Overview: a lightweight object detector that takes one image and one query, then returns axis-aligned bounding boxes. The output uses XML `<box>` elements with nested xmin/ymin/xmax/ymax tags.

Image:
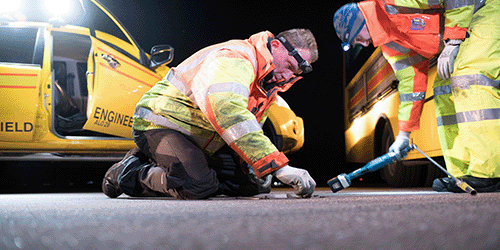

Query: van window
<box><xmin>0</xmin><ymin>27</ymin><xmax>39</xmax><ymax>65</ymax></box>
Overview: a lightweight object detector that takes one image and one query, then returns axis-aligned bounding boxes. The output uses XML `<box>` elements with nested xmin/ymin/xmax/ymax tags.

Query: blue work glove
<box><xmin>437</xmin><ymin>39</ymin><xmax>462</xmax><ymax>80</ymax></box>
<box><xmin>388</xmin><ymin>131</ymin><xmax>411</xmax><ymax>160</ymax></box>
<box><xmin>273</xmin><ymin>165</ymin><xmax>316</xmax><ymax>198</ymax></box>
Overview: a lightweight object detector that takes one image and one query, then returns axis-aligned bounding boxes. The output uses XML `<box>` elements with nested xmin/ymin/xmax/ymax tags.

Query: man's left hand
<box><xmin>437</xmin><ymin>39</ymin><xmax>462</xmax><ymax>80</ymax></box>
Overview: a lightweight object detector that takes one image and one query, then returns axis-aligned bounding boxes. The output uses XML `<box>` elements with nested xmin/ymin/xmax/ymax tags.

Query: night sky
<box><xmin>97</xmin><ymin>0</ymin><xmax>359</xmax><ymax>184</ymax></box>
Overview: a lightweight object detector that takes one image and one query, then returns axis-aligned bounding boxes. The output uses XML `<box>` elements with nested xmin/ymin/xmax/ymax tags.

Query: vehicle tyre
<box><xmin>379</xmin><ymin>122</ymin><xmax>421</xmax><ymax>187</ymax></box>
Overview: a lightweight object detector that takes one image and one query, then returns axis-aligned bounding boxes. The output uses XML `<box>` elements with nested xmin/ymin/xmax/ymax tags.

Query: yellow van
<box><xmin>0</xmin><ymin>0</ymin><xmax>304</xmax><ymax>162</ymax></box>
<box><xmin>344</xmin><ymin>47</ymin><xmax>444</xmax><ymax>187</ymax></box>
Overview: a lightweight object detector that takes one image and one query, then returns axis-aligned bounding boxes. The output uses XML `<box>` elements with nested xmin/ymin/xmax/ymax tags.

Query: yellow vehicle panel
<box><xmin>84</xmin><ymin>38</ymin><xmax>163</xmax><ymax>138</ymax></box>
<box><xmin>0</xmin><ymin>64</ymin><xmax>41</xmax><ymax>142</ymax></box>
<box><xmin>345</xmin><ymin>47</ymin><xmax>442</xmax><ymax>163</ymax></box>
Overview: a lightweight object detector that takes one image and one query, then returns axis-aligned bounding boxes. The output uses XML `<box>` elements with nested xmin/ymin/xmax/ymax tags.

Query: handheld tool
<box><xmin>327</xmin><ymin>146</ymin><xmax>413</xmax><ymax>193</ymax></box>
<box><xmin>328</xmin><ymin>144</ymin><xmax>477</xmax><ymax>195</ymax></box>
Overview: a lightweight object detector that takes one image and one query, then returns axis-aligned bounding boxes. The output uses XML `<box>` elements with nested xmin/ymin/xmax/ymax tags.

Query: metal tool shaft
<box><xmin>412</xmin><ymin>144</ymin><xmax>476</xmax><ymax>195</ymax></box>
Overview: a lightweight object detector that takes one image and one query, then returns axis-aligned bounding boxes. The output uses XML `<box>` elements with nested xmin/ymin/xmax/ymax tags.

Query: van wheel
<box><xmin>379</xmin><ymin>122</ymin><xmax>421</xmax><ymax>187</ymax></box>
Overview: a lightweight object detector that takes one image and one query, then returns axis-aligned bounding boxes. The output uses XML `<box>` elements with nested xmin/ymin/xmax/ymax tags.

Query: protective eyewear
<box><xmin>275</xmin><ymin>34</ymin><xmax>313</xmax><ymax>74</ymax></box>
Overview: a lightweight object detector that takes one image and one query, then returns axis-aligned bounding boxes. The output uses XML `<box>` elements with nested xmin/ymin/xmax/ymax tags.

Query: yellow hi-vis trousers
<box><xmin>434</xmin><ymin>0</ymin><xmax>500</xmax><ymax>178</ymax></box>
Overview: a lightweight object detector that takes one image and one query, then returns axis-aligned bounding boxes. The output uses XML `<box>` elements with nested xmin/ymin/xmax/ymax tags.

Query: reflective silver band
<box><xmin>383</xmin><ymin>42</ymin><xmax>411</xmax><ymax>54</ymax></box>
<box><xmin>437</xmin><ymin>114</ymin><xmax>458</xmax><ymax>126</ymax></box>
<box><xmin>451</xmin><ymin>74</ymin><xmax>500</xmax><ymax>90</ymax></box>
<box><xmin>197</xmin><ymin>81</ymin><xmax>249</xmax><ymax>100</ymax></box>
<box><xmin>445</xmin><ymin>0</ymin><xmax>474</xmax><ymax>10</ymax></box>
<box><xmin>400</xmin><ymin>91</ymin><xmax>426</xmax><ymax>102</ymax></box>
<box><xmin>434</xmin><ymin>85</ymin><xmax>452</xmax><ymax>96</ymax></box>
<box><xmin>391</xmin><ymin>54</ymin><xmax>427</xmax><ymax>71</ymax></box>
<box><xmin>457</xmin><ymin>108</ymin><xmax>500</xmax><ymax>124</ymax></box>
<box><xmin>437</xmin><ymin>108</ymin><xmax>500</xmax><ymax>126</ymax></box>
<box><xmin>134</xmin><ymin>106</ymin><xmax>225</xmax><ymax>152</ymax></box>
<box><xmin>428</xmin><ymin>0</ymin><xmax>441</xmax><ymax>6</ymax></box>
<box><xmin>221</xmin><ymin>119</ymin><xmax>262</xmax><ymax>145</ymax></box>
<box><xmin>166</xmin><ymin>70</ymin><xmax>196</xmax><ymax>104</ymax></box>
<box><xmin>176</xmin><ymin>45</ymin><xmax>257</xmax><ymax>76</ymax></box>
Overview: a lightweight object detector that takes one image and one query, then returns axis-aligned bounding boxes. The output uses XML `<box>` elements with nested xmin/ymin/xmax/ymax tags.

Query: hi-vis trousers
<box><xmin>433</xmin><ymin>0</ymin><xmax>500</xmax><ymax>178</ymax></box>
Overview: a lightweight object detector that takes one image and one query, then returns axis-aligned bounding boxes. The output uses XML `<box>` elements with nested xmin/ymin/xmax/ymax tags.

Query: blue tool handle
<box><xmin>346</xmin><ymin>145</ymin><xmax>413</xmax><ymax>180</ymax></box>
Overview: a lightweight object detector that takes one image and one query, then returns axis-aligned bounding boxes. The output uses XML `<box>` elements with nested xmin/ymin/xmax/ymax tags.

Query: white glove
<box><xmin>388</xmin><ymin>131</ymin><xmax>411</xmax><ymax>160</ymax></box>
<box><xmin>273</xmin><ymin>165</ymin><xmax>316</xmax><ymax>198</ymax></box>
<box><xmin>437</xmin><ymin>39</ymin><xmax>462</xmax><ymax>80</ymax></box>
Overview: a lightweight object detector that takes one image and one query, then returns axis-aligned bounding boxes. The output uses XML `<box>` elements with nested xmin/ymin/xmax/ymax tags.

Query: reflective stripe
<box><xmin>166</xmin><ymin>70</ymin><xmax>195</xmax><ymax>102</ymax></box>
<box><xmin>221</xmin><ymin>119</ymin><xmax>262</xmax><ymax>145</ymax></box>
<box><xmin>451</xmin><ymin>74</ymin><xmax>500</xmax><ymax>90</ymax></box>
<box><xmin>434</xmin><ymin>85</ymin><xmax>452</xmax><ymax>96</ymax></box>
<box><xmin>437</xmin><ymin>114</ymin><xmax>458</xmax><ymax>126</ymax></box>
<box><xmin>198</xmin><ymin>82</ymin><xmax>249</xmax><ymax>100</ymax></box>
<box><xmin>399</xmin><ymin>91</ymin><xmax>426</xmax><ymax>102</ymax></box>
<box><xmin>457</xmin><ymin>108</ymin><xmax>500</xmax><ymax>123</ymax></box>
<box><xmin>384</xmin><ymin>42</ymin><xmax>411</xmax><ymax>54</ymax></box>
<box><xmin>177</xmin><ymin>45</ymin><xmax>257</xmax><ymax>75</ymax></box>
<box><xmin>428</xmin><ymin>0</ymin><xmax>441</xmax><ymax>7</ymax></box>
<box><xmin>194</xmin><ymin>81</ymin><xmax>250</xmax><ymax>114</ymax></box>
<box><xmin>475</xmin><ymin>0</ymin><xmax>486</xmax><ymax>13</ymax></box>
<box><xmin>445</xmin><ymin>0</ymin><xmax>474</xmax><ymax>10</ymax></box>
<box><xmin>384</xmin><ymin>4</ymin><xmax>400</xmax><ymax>14</ymax></box>
<box><xmin>437</xmin><ymin>109</ymin><xmax>500</xmax><ymax>126</ymax></box>
<box><xmin>134</xmin><ymin>106</ymin><xmax>225</xmax><ymax>152</ymax></box>
<box><xmin>391</xmin><ymin>54</ymin><xmax>427</xmax><ymax>71</ymax></box>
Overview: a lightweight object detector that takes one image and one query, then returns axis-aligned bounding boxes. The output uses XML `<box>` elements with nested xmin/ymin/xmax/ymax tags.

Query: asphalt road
<box><xmin>1</xmin><ymin>187</ymin><xmax>499</xmax><ymax>249</ymax></box>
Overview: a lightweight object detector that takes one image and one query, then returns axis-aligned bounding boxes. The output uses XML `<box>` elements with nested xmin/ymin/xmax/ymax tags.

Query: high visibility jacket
<box><xmin>385</xmin><ymin>0</ymin><xmax>478</xmax><ymax>41</ymax></box>
<box><xmin>133</xmin><ymin>31</ymin><xmax>295</xmax><ymax>178</ymax></box>
<box><xmin>357</xmin><ymin>0</ymin><xmax>477</xmax><ymax>132</ymax></box>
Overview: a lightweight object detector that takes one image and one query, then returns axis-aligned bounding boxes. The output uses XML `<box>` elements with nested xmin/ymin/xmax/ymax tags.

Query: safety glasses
<box><xmin>276</xmin><ymin>34</ymin><xmax>313</xmax><ymax>74</ymax></box>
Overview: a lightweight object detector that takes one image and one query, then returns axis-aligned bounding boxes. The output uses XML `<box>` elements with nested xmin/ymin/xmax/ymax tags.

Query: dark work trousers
<box><xmin>128</xmin><ymin>129</ymin><xmax>268</xmax><ymax>200</ymax></box>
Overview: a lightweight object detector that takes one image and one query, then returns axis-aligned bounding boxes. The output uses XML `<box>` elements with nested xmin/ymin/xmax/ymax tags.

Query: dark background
<box><xmin>96</xmin><ymin>0</ymin><xmax>359</xmax><ymax>185</ymax></box>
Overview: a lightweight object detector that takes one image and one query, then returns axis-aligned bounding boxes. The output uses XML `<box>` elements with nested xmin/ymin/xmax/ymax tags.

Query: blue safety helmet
<box><xmin>333</xmin><ymin>3</ymin><xmax>366</xmax><ymax>51</ymax></box>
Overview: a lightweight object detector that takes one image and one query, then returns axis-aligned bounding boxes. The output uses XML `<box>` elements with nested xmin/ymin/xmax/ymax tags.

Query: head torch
<box><xmin>276</xmin><ymin>34</ymin><xmax>313</xmax><ymax>74</ymax></box>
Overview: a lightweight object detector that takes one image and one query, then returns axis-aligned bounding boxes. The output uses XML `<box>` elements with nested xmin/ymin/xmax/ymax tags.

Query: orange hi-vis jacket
<box><xmin>357</xmin><ymin>0</ymin><xmax>476</xmax><ymax>132</ymax></box>
<box><xmin>133</xmin><ymin>31</ymin><xmax>297</xmax><ymax>178</ymax></box>
<box><xmin>358</xmin><ymin>0</ymin><xmax>441</xmax><ymax>59</ymax></box>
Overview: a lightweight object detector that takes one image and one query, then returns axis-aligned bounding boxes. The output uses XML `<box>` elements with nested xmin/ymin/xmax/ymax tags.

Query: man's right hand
<box><xmin>388</xmin><ymin>131</ymin><xmax>411</xmax><ymax>160</ymax></box>
<box><xmin>273</xmin><ymin>165</ymin><xmax>316</xmax><ymax>198</ymax></box>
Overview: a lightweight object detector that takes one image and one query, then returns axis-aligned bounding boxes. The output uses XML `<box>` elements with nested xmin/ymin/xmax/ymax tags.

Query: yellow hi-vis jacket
<box><xmin>133</xmin><ymin>31</ymin><xmax>297</xmax><ymax>178</ymax></box>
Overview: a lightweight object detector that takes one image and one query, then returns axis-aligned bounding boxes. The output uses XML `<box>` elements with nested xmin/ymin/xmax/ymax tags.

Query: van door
<box><xmin>81</xmin><ymin>0</ymin><xmax>163</xmax><ymax>138</ymax></box>
<box><xmin>0</xmin><ymin>27</ymin><xmax>43</xmax><ymax>142</ymax></box>
<box><xmin>83</xmin><ymin>37</ymin><xmax>162</xmax><ymax>138</ymax></box>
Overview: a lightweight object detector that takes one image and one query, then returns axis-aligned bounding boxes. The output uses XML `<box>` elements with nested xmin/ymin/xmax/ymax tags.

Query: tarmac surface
<box><xmin>1</xmin><ymin>187</ymin><xmax>499</xmax><ymax>249</ymax></box>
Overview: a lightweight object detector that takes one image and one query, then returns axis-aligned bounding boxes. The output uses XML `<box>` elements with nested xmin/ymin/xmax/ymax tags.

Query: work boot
<box><xmin>102</xmin><ymin>148</ymin><xmax>146</xmax><ymax>198</ymax></box>
<box><xmin>433</xmin><ymin>175</ymin><xmax>500</xmax><ymax>193</ymax></box>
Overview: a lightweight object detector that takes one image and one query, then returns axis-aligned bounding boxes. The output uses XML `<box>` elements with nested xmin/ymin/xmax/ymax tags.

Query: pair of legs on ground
<box><xmin>114</xmin><ymin>129</ymin><xmax>268</xmax><ymax>199</ymax></box>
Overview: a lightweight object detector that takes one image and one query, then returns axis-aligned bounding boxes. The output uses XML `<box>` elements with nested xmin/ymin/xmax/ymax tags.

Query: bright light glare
<box><xmin>45</xmin><ymin>0</ymin><xmax>70</xmax><ymax>15</ymax></box>
<box><xmin>0</xmin><ymin>0</ymin><xmax>21</xmax><ymax>13</ymax></box>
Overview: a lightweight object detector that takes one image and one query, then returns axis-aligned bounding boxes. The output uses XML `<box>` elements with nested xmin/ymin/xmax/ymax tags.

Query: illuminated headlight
<box><xmin>0</xmin><ymin>0</ymin><xmax>21</xmax><ymax>13</ymax></box>
<box><xmin>342</xmin><ymin>42</ymin><xmax>350</xmax><ymax>52</ymax></box>
<box><xmin>44</xmin><ymin>0</ymin><xmax>70</xmax><ymax>15</ymax></box>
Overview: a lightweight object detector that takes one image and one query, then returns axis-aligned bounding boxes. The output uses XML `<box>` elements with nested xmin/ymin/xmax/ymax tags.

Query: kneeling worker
<box><xmin>103</xmin><ymin>29</ymin><xmax>318</xmax><ymax>199</ymax></box>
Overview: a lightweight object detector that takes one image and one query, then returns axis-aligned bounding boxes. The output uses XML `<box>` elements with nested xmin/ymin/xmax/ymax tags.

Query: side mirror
<box><xmin>149</xmin><ymin>45</ymin><xmax>174</xmax><ymax>69</ymax></box>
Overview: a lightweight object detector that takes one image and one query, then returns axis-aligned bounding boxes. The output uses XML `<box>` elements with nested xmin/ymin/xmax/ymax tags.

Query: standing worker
<box><xmin>102</xmin><ymin>29</ymin><xmax>318</xmax><ymax>199</ymax></box>
<box><xmin>334</xmin><ymin>0</ymin><xmax>500</xmax><ymax>192</ymax></box>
